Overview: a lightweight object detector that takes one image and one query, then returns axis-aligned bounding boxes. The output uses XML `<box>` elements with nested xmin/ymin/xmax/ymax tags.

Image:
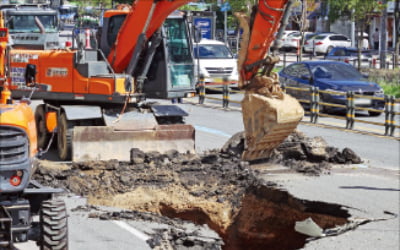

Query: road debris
<box><xmin>295</xmin><ymin>217</ymin><xmax>325</xmax><ymax>237</ymax></box>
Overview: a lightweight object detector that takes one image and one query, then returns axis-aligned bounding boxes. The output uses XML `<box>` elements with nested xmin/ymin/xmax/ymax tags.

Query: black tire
<box><xmin>40</xmin><ymin>200</ymin><xmax>68</xmax><ymax>250</ymax></box>
<box><xmin>35</xmin><ymin>105</ymin><xmax>51</xmax><ymax>150</ymax></box>
<box><xmin>57</xmin><ymin>112</ymin><xmax>73</xmax><ymax>161</ymax></box>
<box><xmin>368</xmin><ymin>111</ymin><xmax>381</xmax><ymax>116</ymax></box>
<box><xmin>326</xmin><ymin>46</ymin><xmax>334</xmax><ymax>54</ymax></box>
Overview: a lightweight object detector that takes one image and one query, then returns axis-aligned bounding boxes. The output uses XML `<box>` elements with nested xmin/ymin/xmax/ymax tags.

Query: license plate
<box><xmin>354</xmin><ymin>98</ymin><xmax>371</xmax><ymax>105</ymax></box>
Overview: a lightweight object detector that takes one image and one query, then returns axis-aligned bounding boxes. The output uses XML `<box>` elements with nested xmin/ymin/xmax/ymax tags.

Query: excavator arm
<box><xmin>235</xmin><ymin>0</ymin><xmax>304</xmax><ymax>161</ymax></box>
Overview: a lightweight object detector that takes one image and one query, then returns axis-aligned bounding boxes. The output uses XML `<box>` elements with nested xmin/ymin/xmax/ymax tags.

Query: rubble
<box><xmin>33</xmin><ymin>131</ymin><xmax>362</xmax><ymax>249</ymax></box>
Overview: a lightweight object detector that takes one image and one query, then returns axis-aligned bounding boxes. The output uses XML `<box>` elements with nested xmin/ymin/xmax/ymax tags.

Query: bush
<box><xmin>365</xmin><ymin>69</ymin><xmax>400</xmax><ymax>97</ymax></box>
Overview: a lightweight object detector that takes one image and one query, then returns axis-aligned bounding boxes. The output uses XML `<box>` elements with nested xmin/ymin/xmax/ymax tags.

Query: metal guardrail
<box><xmin>195</xmin><ymin>78</ymin><xmax>399</xmax><ymax>138</ymax></box>
<box><xmin>279</xmin><ymin>51</ymin><xmax>400</xmax><ymax>70</ymax></box>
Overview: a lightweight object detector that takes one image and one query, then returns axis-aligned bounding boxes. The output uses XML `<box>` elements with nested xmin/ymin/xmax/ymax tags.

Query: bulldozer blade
<box><xmin>241</xmin><ymin>92</ymin><xmax>304</xmax><ymax>161</ymax></box>
<box><xmin>72</xmin><ymin>124</ymin><xmax>195</xmax><ymax>162</ymax></box>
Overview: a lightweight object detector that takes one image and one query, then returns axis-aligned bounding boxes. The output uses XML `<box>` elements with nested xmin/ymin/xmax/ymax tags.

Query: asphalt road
<box><xmin>15</xmin><ymin>98</ymin><xmax>399</xmax><ymax>250</ymax></box>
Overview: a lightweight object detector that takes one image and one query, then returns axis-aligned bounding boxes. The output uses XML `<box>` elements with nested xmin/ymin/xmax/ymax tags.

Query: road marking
<box><xmin>194</xmin><ymin>125</ymin><xmax>232</xmax><ymax>138</ymax></box>
<box><xmin>113</xmin><ymin>220</ymin><xmax>150</xmax><ymax>241</ymax></box>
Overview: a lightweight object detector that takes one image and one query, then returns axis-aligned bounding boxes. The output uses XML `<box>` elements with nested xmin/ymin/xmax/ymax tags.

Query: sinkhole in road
<box><xmin>159</xmin><ymin>184</ymin><xmax>349</xmax><ymax>250</ymax></box>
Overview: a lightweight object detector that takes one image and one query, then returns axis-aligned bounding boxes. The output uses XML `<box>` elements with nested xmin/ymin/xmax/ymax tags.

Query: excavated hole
<box><xmin>33</xmin><ymin>131</ymin><xmax>361</xmax><ymax>249</ymax></box>
<box><xmin>157</xmin><ymin>184</ymin><xmax>349</xmax><ymax>250</ymax></box>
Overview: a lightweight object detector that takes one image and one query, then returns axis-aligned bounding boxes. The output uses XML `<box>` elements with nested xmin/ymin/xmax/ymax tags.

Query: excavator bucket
<box><xmin>241</xmin><ymin>78</ymin><xmax>304</xmax><ymax>161</ymax></box>
<box><xmin>236</xmin><ymin>0</ymin><xmax>304</xmax><ymax>161</ymax></box>
<box><xmin>72</xmin><ymin>106</ymin><xmax>195</xmax><ymax>162</ymax></box>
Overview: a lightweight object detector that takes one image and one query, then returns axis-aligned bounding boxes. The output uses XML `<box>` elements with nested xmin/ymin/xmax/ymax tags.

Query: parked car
<box><xmin>325</xmin><ymin>47</ymin><xmax>376</xmax><ymax>68</ymax></box>
<box><xmin>281</xmin><ymin>31</ymin><xmax>313</xmax><ymax>51</ymax></box>
<box><xmin>281</xmin><ymin>30</ymin><xmax>299</xmax><ymax>40</ymax></box>
<box><xmin>193</xmin><ymin>39</ymin><xmax>238</xmax><ymax>89</ymax></box>
<box><xmin>303</xmin><ymin>33</ymin><xmax>351</xmax><ymax>55</ymax></box>
<box><xmin>279</xmin><ymin>61</ymin><xmax>384</xmax><ymax>116</ymax></box>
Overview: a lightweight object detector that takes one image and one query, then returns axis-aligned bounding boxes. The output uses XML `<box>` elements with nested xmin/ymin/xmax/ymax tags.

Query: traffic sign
<box><xmin>220</xmin><ymin>2</ymin><xmax>231</xmax><ymax>12</ymax></box>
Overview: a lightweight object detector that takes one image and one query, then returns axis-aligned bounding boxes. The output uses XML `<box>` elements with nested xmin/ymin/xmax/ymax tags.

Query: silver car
<box><xmin>304</xmin><ymin>33</ymin><xmax>351</xmax><ymax>54</ymax></box>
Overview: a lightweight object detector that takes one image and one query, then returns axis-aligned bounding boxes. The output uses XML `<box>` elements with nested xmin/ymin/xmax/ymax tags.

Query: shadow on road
<box><xmin>340</xmin><ymin>186</ymin><xmax>400</xmax><ymax>192</ymax></box>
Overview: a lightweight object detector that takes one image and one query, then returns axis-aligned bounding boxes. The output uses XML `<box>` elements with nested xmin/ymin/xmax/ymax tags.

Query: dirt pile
<box><xmin>33</xmin><ymin>131</ymin><xmax>359</xmax><ymax>249</ymax></box>
<box><xmin>223</xmin><ymin>130</ymin><xmax>362</xmax><ymax>175</ymax></box>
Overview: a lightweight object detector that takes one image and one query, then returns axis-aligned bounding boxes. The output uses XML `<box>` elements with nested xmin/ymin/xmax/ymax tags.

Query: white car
<box><xmin>281</xmin><ymin>31</ymin><xmax>313</xmax><ymax>51</ymax></box>
<box><xmin>303</xmin><ymin>33</ymin><xmax>351</xmax><ymax>54</ymax></box>
<box><xmin>193</xmin><ymin>39</ymin><xmax>238</xmax><ymax>89</ymax></box>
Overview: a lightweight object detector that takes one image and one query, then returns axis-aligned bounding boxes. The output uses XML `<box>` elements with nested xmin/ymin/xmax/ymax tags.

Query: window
<box><xmin>337</xmin><ymin>35</ymin><xmax>348</xmax><ymax>41</ymax></box>
<box><xmin>283</xmin><ymin>63</ymin><xmax>310</xmax><ymax>78</ymax></box>
<box><xmin>193</xmin><ymin>44</ymin><xmax>233</xmax><ymax>59</ymax></box>
<box><xmin>7</xmin><ymin>14</ymin><xmax>58</xmax><ymax>33</ymax></box>
<box><xmin>164</xmin><ymin>18</ymin><xmax>192</xmax><ymax>63</ymax></box>
<box><xmin>106</xmin><ymin>14</ymin><xmax>126</xmax><ymax>47</ymax></box>
<box><xmin>310</xmin><ymin>63</ymin><xmax>362</xmax><ymax>80</ymax></box>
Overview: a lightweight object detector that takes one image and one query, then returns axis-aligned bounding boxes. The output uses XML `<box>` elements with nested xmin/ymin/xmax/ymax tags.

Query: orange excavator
<box><xmin>4</xmin><ymin>0</ymin><xmax>303</xmax><ymax>162</ymax></box>
<box><xmin>0</xmin><ymin>27</ymin><xmax>68</xmax><ymax>249</ymax></box>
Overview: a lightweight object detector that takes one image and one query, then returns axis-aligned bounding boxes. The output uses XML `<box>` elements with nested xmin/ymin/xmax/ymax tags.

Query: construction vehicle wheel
<box><xmin>39</xmin><ymin>199</ymin><xmax>68</xmax><ymax>250</ymax></box>
<box><xmin>57</xmin><ymin>112</ymin><xmax>73</xmax><ymax>161</ymax></box>
<box><xmin>35</xmin><ymin>105</ymin><xmax>51</xmax><ymax>150</ymax></box>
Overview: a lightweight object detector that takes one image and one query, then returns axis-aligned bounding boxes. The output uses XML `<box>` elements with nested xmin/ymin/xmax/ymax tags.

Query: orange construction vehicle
<box><xmin>7</xmin><ymin>0</ymin><xmax>198</xmax><ymax>161</ymax></box>
<box><xmin>4</xmin><ymin>0</ymin><xmax>303</xmax><ymax>162</ymax></box>
<box><xmin>0</xmin><ymin>27</ymin><xmax>68</xmax><ymax>249</ymax></box>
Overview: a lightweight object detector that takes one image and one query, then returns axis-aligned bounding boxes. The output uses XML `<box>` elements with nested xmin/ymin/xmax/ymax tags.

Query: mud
<box><xmin>33</xmin><ymin>131</ymin><xmax>361</xmax><ymax>249</ymax></box>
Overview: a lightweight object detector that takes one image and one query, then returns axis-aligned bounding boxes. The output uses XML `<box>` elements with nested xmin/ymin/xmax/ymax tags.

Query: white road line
<box><xmin>194</xmin><ymin>125</ymin><xmax>232</xmax><ymax>138</ymax></box>
<box><xmin>113</xmin><ymin>220</ymin><xmax>150</xmax><ymax>241</ymax></box>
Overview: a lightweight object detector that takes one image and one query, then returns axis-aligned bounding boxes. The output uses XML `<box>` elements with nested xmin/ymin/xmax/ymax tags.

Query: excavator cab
<box><xmin>98</xmin><ymin>9</ymin><xmax>195</xmax><ymax>100</ymax></box>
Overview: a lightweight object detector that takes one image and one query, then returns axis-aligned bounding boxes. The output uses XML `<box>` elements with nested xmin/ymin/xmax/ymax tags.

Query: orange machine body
<box><xmin>0</xmin><ymin>100</ymin><xmax>38</xmax><ymax>158</ymax></box>
<box><xmin>8</xmin><ymin>49</ymin><xmax>131</xmax><ymax>104</ymax></box>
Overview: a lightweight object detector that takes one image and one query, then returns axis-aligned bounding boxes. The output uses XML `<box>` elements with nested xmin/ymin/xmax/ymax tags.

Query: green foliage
<box><xmin>328</xmin><ymin>0</ymin><xmax>384</xmax><ymax>23</ymax></box>
<box><xmin>367</xmin><ymin>69</ymin><xmax>400</xmax><ymax>97</ymax></box>
<box><xmin>381</xmin><ymin>83</ymin><xmax>400</xmax><ymax>98</ymax></box>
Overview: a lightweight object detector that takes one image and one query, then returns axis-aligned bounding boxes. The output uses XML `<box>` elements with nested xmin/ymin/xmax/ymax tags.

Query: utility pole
<box><xmin>395</xmin><ymin>0</ymin><xmax>399</xmax><ymax>67</ymax></box>
<box><xmin>379</xmin><ymin>0</ymin><xmax>387</xmax><ymax>69</ymax></box>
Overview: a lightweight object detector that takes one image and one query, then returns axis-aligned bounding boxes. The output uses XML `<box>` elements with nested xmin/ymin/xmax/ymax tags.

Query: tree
<box><xmin>328</xmin><ymin>0</ymin><xmax>385</xmax><ymax>69</ymax></box>
<box><xmin>290</xmin><ymin>0</ymin><xmax>315</xmax><ymax>60</ymax></box>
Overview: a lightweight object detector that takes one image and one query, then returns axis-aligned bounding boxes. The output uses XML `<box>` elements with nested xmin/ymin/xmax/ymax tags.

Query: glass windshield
<box><xmin>164</xmin><ymin>18</ymin><xmax>193</xmax><ymax>88</ymax></box>
<box><xmin>59</xmin><ymin>6</ymin><xmax>78</xmax><ymax>15</ymax></box>
<box><xmin>310</xmin><ymin>63</ymin><xmax>363</xmax><ymax>80</ymax></box>
<box><xmin>165</xmin><ymin>18</ymin><xmax>192</xmax><ymax>64</ymax></box>
<box><xmin>7</xmin><ymin>15</ymin><xmax>58</xmax><ymax>33</ymax></box>
<box><xmin>106</xmin><ymin>14</ymin><xmax>126</xmax><ymax>46</ymax></box>
<box><xmin>193</xmin><ymin>44</ymin><xmax>233</xmax><ymax>59</ymax></box>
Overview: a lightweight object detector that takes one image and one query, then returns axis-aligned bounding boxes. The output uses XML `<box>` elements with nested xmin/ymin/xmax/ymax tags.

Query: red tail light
<box><xmin>344</xmin><ymin>58</ymin><xmax>350</xmax><ymax>63</ymax></box>
<box><xmin>315</xmin><ymin>41</ymin><xmax>323</xmax><ymax>45</ymax></box>
<box><xmin>10</xmin><ymin>176</ymin><xmax>21</xmax><ymax>186</ymax></box>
